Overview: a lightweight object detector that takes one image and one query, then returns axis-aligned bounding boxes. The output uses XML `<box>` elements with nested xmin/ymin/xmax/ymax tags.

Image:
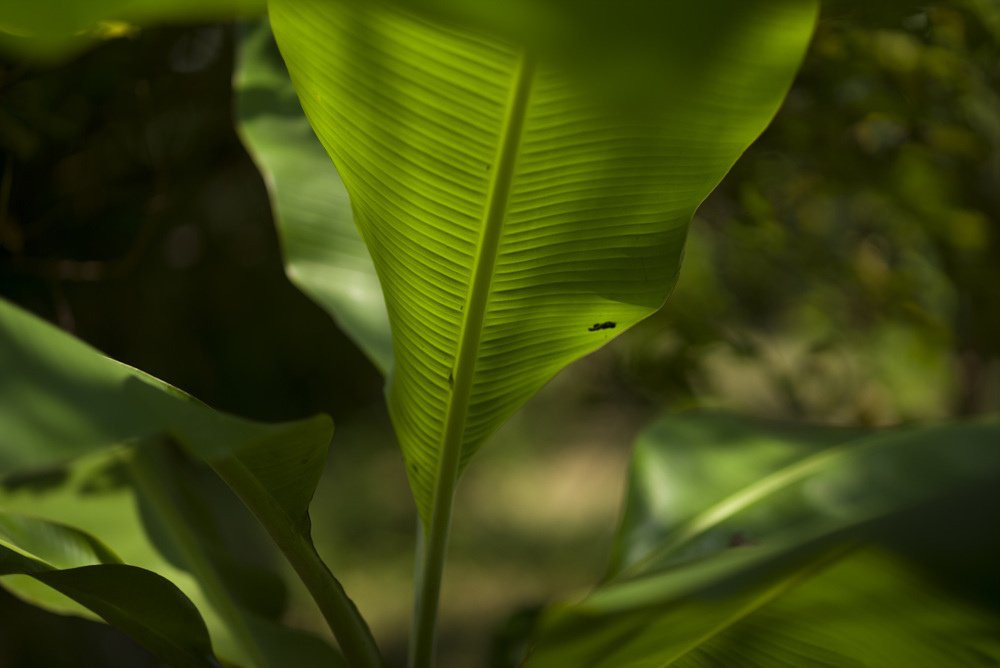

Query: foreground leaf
<box><xmin>0</xmin><ymin>298</ymin><xmax>373</xmax><ymax>667</ymax></box>
<box><xmin>235</xmin><ymin>20</ymin><xmax>392</xmax><ymax>373</ymax></box>
<box><xmin>3</xmin><ymin>445</ymin><xmax>277</xmax><ymax>665</ymax></box>
<box><xmin>525</xmin><ymin>412</ymin><xmax>1000</xmax><ymax>666</ymax></box>
<box><xmin>270</xmin><ymin>0</ymin><xmax>818</xmax><ymax>528</ymax></box>
<box><xmin>3</xmin><ymin>441</ymin><xmax>347</xmax><ymax>666</ymax></box>
<box><xmin>0</xmin><ymin>513</ymin><xmax>216</xmax><ymax>667</ymax></box>
<box><xmin>529</xmin><ymin>547</ymin><xmax>1000</xmax><ymax>668</ymax></box>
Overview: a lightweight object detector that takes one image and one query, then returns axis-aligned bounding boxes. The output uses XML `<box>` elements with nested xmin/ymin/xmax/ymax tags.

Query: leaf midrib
<box><xmin>409</xmin><ymin>46</ymin><xmax>537</xmax><ymax>668</ymax></box>
<box><xmin>429</xmin><ymin>49</ymin><xmax>536</xmax><ymax>523</ymax></box>
<box><xmin>615</xmin><ymin>431</ymin><xmax>882</xmax><ymax>581</ymax></box>
<box><xmin>656</xmin><ymin>551</ymin><xmax>846</xmax><ymax>667</ymax></box>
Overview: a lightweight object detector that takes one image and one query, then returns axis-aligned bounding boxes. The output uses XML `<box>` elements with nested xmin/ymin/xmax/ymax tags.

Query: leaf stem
<box><xmin>408</xmin><ymin>48</ymin><xmax>536</xmax><ymax>668</ymax></box>
<box><xmin>212</xmin><ymin>457</ymin><xmax>384</xmax><ymax>668</ymax></box>
<box><xmin>127</xmin><ymin>448</ymin><xmax>269</xmax><ymax>668</ymax></box>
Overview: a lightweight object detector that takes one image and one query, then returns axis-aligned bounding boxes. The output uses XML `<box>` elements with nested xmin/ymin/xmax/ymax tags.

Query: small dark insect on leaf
<box><xmin>588</xmin><ymin>321</ymin><xmax>617</xmax><ymax>332</ymax></box>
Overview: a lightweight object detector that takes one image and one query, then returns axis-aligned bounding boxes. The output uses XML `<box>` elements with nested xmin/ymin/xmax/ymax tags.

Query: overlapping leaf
<box><xmin>270</xmin><ymin>0</ymin><xmax>818</xmax><ymax>523</ymax></box>
<box><xmin>606</xmin><ymin>413</ymin><xmax>867</xmax><ymax>575</ymax></box>
<box><xmin>1</xmin><ymin>443</ymin><xmax>347</xmax><ymax>667</ymax></box>
<box><xmin>0</xmin><ymin>513</ymin><xmax>217</xmax><ymax>666</ymax></box>
<box><xmin>524</xmin><ymin>412</ymin><xmax>1000</xmax><ymax>666</ymax></box>
<box><xmin>235</xmin><ymin>20</ymin><xmax>392</xmax><ymax>373</ymax></box>
<box><xmin>0</xmin><ymin>298</ymin><xmax>346</xmax><ymax>666</ymax></box>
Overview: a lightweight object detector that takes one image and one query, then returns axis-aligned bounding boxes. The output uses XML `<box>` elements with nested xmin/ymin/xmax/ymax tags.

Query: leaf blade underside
<box><xmin>271</xmin><ymin>0</ymin><xmax>818</xmax><ymax>523</ymax></box>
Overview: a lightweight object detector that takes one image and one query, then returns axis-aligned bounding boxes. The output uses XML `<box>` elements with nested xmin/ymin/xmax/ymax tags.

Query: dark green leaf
<box><xmin>0</xmin><ymin>0</ymin><xmax>264</xmax><ymax>60</ymax></box>
<box><xmin>525</xmin><ymin>412</ymin><xmax>1000</xmax><ymax>667</ymax></box>
<box><xmin>0</xmin><ymin>298</ymin><xmax>347</xmax><ymax>667</ymax></box>
<box><xmin>0</xmin><ymin>513</ymin><xmax>217</xmax><ymax>667</ymax></box>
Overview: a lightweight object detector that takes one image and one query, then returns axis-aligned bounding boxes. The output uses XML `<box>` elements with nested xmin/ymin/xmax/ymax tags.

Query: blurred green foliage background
<box><xmin>0</xmin><ymin>1</ymin><xmax>997</xmax><ymax>666</ymax></box>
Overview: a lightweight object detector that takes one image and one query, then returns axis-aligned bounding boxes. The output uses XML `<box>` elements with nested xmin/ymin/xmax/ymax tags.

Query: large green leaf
<box><xmin>1</xmin><ymin>443</ymin><xmax>339</xmax><ymax>667</ymax></box>
<box><xmin>235</xmin><ymin>20</ymin><xmax>392</xmax><ymax>373</ymax></box>
<box><xmin>0</xmin><ymin>298</ymin><xmax>369</xmax><ymax>667</ymax></box>
<box><xmin>529</xmin><ymin>547</ymin><xmax>1000</xmax><ymax>668</ymax></box>
<box><xmin>0</xmin><ymin>513</ymin><xmax>217</xmax><ymax>667</ymax></box>
<box><xmin>524</xmin><ymin>412</ymin><xmax>1000</xmax><ymax>666</ymax></box>
<box><xmin>0</xmin><ymin>0</ymin><xmax>264</xmax><ymax>60</ymax></box>
<box><xmin>270</xmin><ymin>0</ymin><xmax>818</xmax><ymax>525</ymax></box>
<box><xmin>2</xmin><ymin>450</ymin><xmax>230</xmax><ymax>647</ymax></box>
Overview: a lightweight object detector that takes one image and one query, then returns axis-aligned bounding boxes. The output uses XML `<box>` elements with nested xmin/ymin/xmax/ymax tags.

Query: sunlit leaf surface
<box><xmin>270</xmin><ymin>0</ymin><xmax>818</xmax><ymax>524</ymax></box>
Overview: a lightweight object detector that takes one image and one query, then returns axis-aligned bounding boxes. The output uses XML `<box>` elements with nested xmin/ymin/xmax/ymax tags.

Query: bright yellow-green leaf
<box><xmin>270</xmin><ymin>0</ymin><xmax>818</xmax><ymax>525</ymax></box>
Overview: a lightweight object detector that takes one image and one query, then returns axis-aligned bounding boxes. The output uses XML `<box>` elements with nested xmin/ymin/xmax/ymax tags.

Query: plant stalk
<box><xmin>407</xmin><ymin>48</ymin><xmax>536</xmax><ymax>668</ymax></box>
<box><xmin>212</xmin><ymin>457</ymin><xmax>384</xmax><ymax>668</ymax></box>
<box><xmin>408</xmin><ymin>494</ymin><xmax>456</xmax><ymax>668</ymax></box>
<box><xmin>128</xmin><ymin>448</ymin><xmax>269</xmax><ymax>668</ymax></box>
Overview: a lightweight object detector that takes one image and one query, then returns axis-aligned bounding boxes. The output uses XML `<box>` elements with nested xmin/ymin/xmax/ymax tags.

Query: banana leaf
<box><xmin>0</xmin><ymin>298</ymin><xmax>353</xmax><ymax>667</ymax></box>
<box><xmin>0</xmin><ymin>512</ymin><xmax>218</xmax><ymax>667</ymax></box>
<box><xmin>524</xmin><ymin>412</ymin><xmax>1000</xmax><ymax>667</ymax></box>
<box><xmin>269</xmin><ymin>0</ymin><xmax>819</xmax><ymax>527</ymax></box>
